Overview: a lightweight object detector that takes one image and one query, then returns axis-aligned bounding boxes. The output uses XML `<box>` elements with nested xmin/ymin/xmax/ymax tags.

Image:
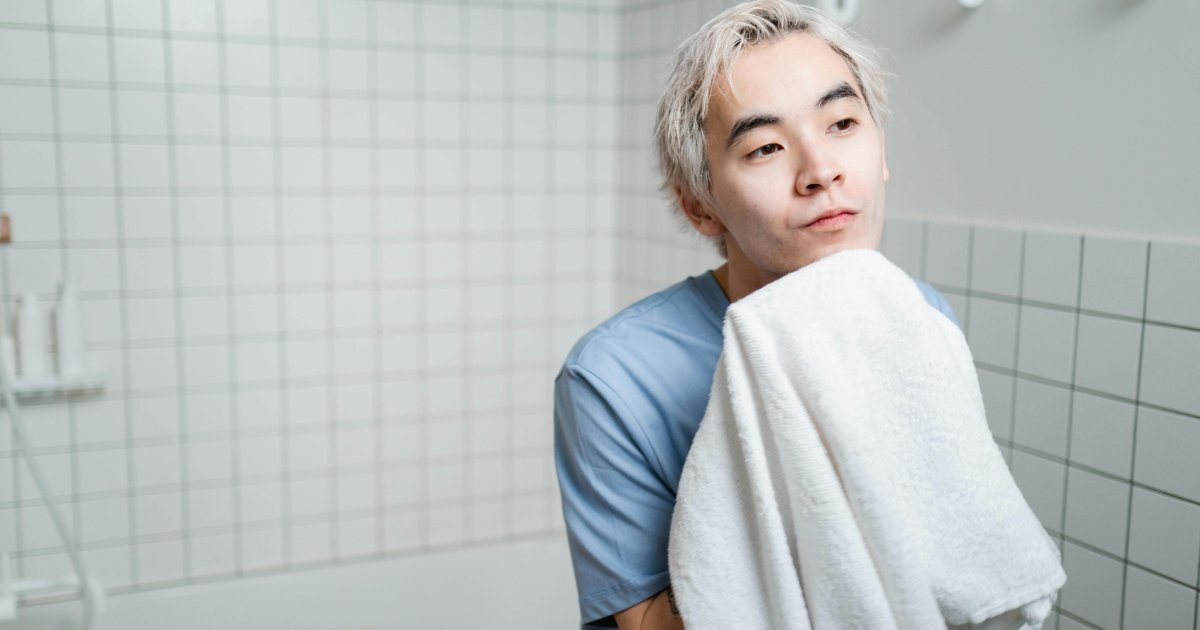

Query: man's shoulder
<box><xmin>562</xmin><ymin>275</ymin><xmax>723</xmax><ymax>378</ymax></box>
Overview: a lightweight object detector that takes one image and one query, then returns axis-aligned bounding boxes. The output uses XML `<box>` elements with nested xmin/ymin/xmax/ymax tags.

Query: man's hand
<box><xmin>613</xmin><ymin>585</ymin><xmax>684</xmax><ymax>630</ymax></box>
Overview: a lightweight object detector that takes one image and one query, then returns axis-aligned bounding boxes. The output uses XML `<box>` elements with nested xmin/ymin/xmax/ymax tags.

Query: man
<box><xmin>554</xmin><ymin>1</ymin><xmax>960</xmax><ymax>628</ymax></box>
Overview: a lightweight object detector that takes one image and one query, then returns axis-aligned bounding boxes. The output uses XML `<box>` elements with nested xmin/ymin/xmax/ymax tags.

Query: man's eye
<box><xmin>832</xmin><ymin>118</ymin><xmax>857</xmax><ymax>133</ymax></box>
<box><xmin>749</xmin><ymin>143</ymin><xmax>782</xmax><ymax>158</ymax></box>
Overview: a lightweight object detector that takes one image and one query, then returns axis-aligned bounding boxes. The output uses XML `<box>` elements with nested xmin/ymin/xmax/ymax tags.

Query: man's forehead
<box><xmin>708</xmin><ymin>33</ymin><xmax>860</xmax><ymax>124</ymax></box>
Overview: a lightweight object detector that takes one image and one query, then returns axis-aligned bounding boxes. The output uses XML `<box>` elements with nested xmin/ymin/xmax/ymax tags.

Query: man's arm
<box><xmin>613</xmin><ymin>586</ymin><xmax>684</xmax><ymax>630</ymax></box>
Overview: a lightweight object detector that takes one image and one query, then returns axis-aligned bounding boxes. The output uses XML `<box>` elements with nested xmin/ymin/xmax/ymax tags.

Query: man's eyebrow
<box><xmin>816</xmin><ymin>81</ymin><xmax>862</xmax><ymax>109</ymax></box>
<box><xmin>725</xmin><ymin>113</ymin><xmax>780</xmax><ymax>150</ymax></box>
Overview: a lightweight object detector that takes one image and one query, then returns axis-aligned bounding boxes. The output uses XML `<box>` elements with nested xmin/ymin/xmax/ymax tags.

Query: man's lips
<box><xmin>804</xmin><ymin>210</ymin><xmax>858</xmax><ymax>229</ymax></box>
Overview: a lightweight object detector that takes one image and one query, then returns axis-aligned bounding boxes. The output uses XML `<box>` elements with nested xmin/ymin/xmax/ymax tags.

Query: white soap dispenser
<box><xmin>16</xmin><ymin>292</ymin><xmax>50</xmax><ymax>379</ymax></box>
<box><xmin>55</xmin><ymin>281</ymin><xmax>85</xmax><ymax>379</ymax></box>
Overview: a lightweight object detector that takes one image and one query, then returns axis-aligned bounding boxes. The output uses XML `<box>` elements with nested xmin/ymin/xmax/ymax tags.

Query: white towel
<box><xmin>667</xmin><ymin>248</ymin><xmax>1066</xmax><ymax>630</ymax></box>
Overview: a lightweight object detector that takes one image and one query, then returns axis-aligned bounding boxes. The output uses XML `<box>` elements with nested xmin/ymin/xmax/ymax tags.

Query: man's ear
<box><xmin>674</xmin><ymin>186</ymin><xmax>728</xmax><ymax>237</ymax></box>
<box><xmin>880</xmin><ymin>131</ymin><xmax>889</xmax><ymax>183</ymax></box>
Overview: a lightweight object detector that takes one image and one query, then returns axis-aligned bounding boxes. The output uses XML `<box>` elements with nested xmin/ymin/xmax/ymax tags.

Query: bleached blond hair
<box><xmin>654</xmin><ymin>0</ymin><xmax>892</xmax><ymax>258</ymax></box>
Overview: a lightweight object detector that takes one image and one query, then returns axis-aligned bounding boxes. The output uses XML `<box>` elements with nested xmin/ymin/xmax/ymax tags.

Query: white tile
<box><xmin>1146</xmin><ymin>241</ymin><xmax>1200</xmax><ymax>330</ymax></box>
<box><xmin>384</xmin><ymin>511</ymin><xmax>420</xmax><ymax>552</ymax></box>
<box><xmin>173</xmin><ymin>145</ymin><xmax>223</xmax><ymax>187</ymax></box>
<box><xmin>233</xmin><ymin>294</ymin><xmax>279</xmax><ymax>336</ymax></box>
<box><xmin>0</xmin><ymin>30</ymin><xmax>52</xmax><ymax>81</ymax></box>
<box><xmin>283</xmin><ymin>291</ymin><xmax>327</xmax><ymax>332</ymax></box>
<box><xmin>189</xmin><ymin>532</ymin><xmax>235</xmax><ymax>578</ymax></box>
<box><xmin>512</xmin><ymin>57</ymin><xmax>546</xmax><ymax>98</ymax></box>
<box><xmin>8</xmin><ymin>247</ymin><xmax>60</xmax><ymax>294</ymax></box>
<box><xmin>121</xmin><ymin>196</ymin><xmax>173</xmax><ymax>240</ymax></box>
<box><xmin>184</xmin><ymin>391</ymin><xmax>232</xmax><ymax>435</ymax></box>
<box><xmin>235</xmin><ymin>340</ymin><xmax>280</xmax><ymax>382</ymax></box>
<box><xmin>222</xmin><ymin>0</ymin><xmax>270</xmax><ymax>37</ymax></box>
<box><xmin>422</xmin><ymin>4</ymin><xmax>461</xmax><ymax>46</ymax></box>
<box><xmin>168</xmin><ymin>0</ymin><xmax>216</xmax><ymax>32</ymax></box>
<box><xmin>1070</xmin><ymin>392</ymin><xmax>1135</xmax><ymax>480</ymax></box>
<box><xmin>375</xmin><ymin>3</ymin><xmax>415</xmax><ymax>44</ymax></box>
<box><xmin>290</xmin><ymin>521</ymin><xmax>332</xmax><ymax>565</ymax></box>
<box><xmin>113</xmin><ymin>36</ymin><xmax>166</xmax><ymax>84</ymax></box>
<box><xmin>123</xmin><ymin>247</ymin><xmax>176</xmax><ymax>291</ymax></box>
<box><xmin>76</xmin><ymin>448</ymin><xmax>127</xmax><ymax>494</ymax></box>
<box><xmin>110</xmin><ymin>0</ymin><xmax>161</xmax><ymax>30</ymax></box>
<box><xmin>1121</xmin><ymin>565</ymin><xmax>1197</xmax><ymax>630</ymax></box>
<box><xmin>377</xmin><ymin>51</ymin><xmax>415</xmax><ymax>93</ymax></box>
<box><xmin>241</xmin><ymin>480</ymin><xmax>283</xmax><ymax>518</ymax></box>
<box><xmin>1</xmin><ymin>140</ymin><xmax>58</xmax><ymax>188</ymax></box>
<box><xmin>188</xmin><ymin>486</ymin><xmax>234</xmax><ymax>529</ymax></box>
<box><xmin>0</xmin><ymin>85</ymin><xmax>55</xmax><ymax>135</ymax></box>
<box><xmin>513</xmin><ymin>7</ymin><xmax>547</xmax><ymax>51</ymax></box>
<box><xmin>285</xmin><ymin>338</ymin><xmax>328</xmax><ymax>380</ymax></box>
<box><xmin>1133</xmin><ymin>406</ymin><xmax>1200</xmax><ymax>504</ymax></box>
<box><xmin>921</xmin><ymin>224</ymin><xmax>969</xmax><ymax>289</ymax></box>
<box><xmin>231</xmin><ymin>244</ymin><xmax>278</xmax><ymax>287</ymax></box>
<box><xmin>126</xmin><ymin>296</ymin><xmax>178</xmax><ymax>342</ymax></box>
<box><xmin>136</xmin><ymin>538</ymin><xmax>184</xmax><ymax>584</ymax></box>
<box><xmin>226</xmin><ymin>94</ymin><xmax>273</xmax><ymax>138</ymax></box>
<box><xmin>337</xmin><ymin>471</ymin><xmax>376</xmax><ymax>512</ymax></box>
<box><xmin>52</xmin><ymin>0</ymin><xmax>107</xmax><ymax>27</ymax></box>
<box><xmin>77</xmin><ymin>496</ymin><xmax>129</xmax><ymax>544</ymax></box>
<box><xmin>1013</xmin><ymin>378</ymin><xmax>1070</xmax><ymax>457</ymax></box>
<box><xmin>1010</xmin><ymin>450</ymin><xmax>1065</xmax><ymax>532</ymax></box>
<box><xmin>337</xmin><ymin>515</ymin><xmax>377</xmax><ymax>558</ymax></box>
<box><xmin>1139</xmin><ymin>324</ymin><xmax>1200</xmax><ymax>417</ymax></box>
<box><xmin>127</xmin><ymin>346</ymin><xmax>178</xmax><ymax>390</ymax></box>
<box><xmin>970</xmin><ymin>226</ymin><xmax>1023</xmax><ymax>297</ymax></box>
<box><xmin>289</xmin><ymin>475</ymin><xmax>330</xmax><ymax>518</ymax></box>
<box><xmin>61</xmin><ymin>141</ymin><xmax>114</xmax><ymax>188</ymax></box>
<box><xmin>117</xmin><ymin>91</ymin><xmax>168</xmax><ymax>136</ymax></box>
<box><xmin>1080</xmin><ymin>235</ymin><xmax>1148</xmax><ymax>319</ymax></box>
<box><xmin>118</xmin><ymin>144</ymin><xmax>171</xmax><ymax>188</ymax></box>
<box><xmin>1127</xmin><ymin>486</ymin><xmax>1200</xmax><ymax>587</ymax></box>
<box><xmin>130</xmin><ymin>394</ymin><xmax>179</xmax><ymax>440</ymax></box>
<box><xmin>1073</xmin><ymin>314</ymin><xmax>1141</xmax><ymax>400</ymax></box>
<box><xmin>275</xmin><ymin>0</ymin><xmax>320</xmax><ymax>39</ymax></box>
<box><xmin>187</xmin><ymin>439</ymin><xmax>232</xmax><ymax>482</ymax></box>
<box><xmin>965</xmin><ymin>297</ymin><xmax>1018</xmax><ymax>368</ymax></box>
<box><xmin>169</xmin><ymin>40</ymin><xmax>220</xmax><ymax>85</ymax></box>
<box><xmin>1</xmin><ymin>195</ymin><xmax>59</xmax><ymax>243</ymax></box>
<box><xmin>327</xmin><ymin>48</ymin><xmax>370</xmax><ymax>91</ymax></box>
<box><xmin>1016</xmin><ymin>305</ymin><xmax>1076</xmax><ymax>383</ymax></box>
<box><xmin>883</xmin><ymin>216</ymin><xmax>926</xmax><ymax>277</ymax></box>
<box><xmin>0</xmin><ymin>1</ymin><xmax>47</xmax><ymax>24</ymax></box>
<box><xmin>178</xmin><ymin>246</ymin><xmax>228</xmax><ymax>289</ymax></box>
<box><xmin>238</xmin><ymin>433</ymin><xmax>282</xmax><ymax>478</ymax></box>
<box><xmin>224</xmin><ymin>43</ymin><xmax>271</xmax><ymax>88</ymax></box>
<box><xmin>277</xmin><ymin>46</ymin><xmax>322</xmax><ymax>89</ymax></box>
<box><xmin>239</xmin><ymin>527</ymin><xmax>283</xmax><ymax>571</ymax></box>
<box><xmin>57</xmin><ymin>87</ymin><xmax>112</xmax><ymax>135</ymax></box>
<box><xmin>1058</xmin><ymin>541</ymin><xmax>1124</xmax><ymax>630</ymax></box>
<box><xmin>172</xmin><ymin>92</ymin><xmax>221</xmax><ymax>137</ymax></box>
<box><xmin>182</xmin><ymin>344</ymin><xmax>230</xmax><ymax>387</ymax></box>
<box><xmin>54</xmin><ymin>32</ymin><xmax>109</xmax><ymax>81</ymax></box>
<box><xmin>133</xmin><ymin>443</ymin><xmax>182</xmax><ymax>488</ymax></box>
<box><xmin>1022</xmin><ymin>231</ymin><xmax>1081</xmax><ymax>307</ymax></box>
<box><xmin>1063</xmin><ymin>466</ymin><xmax>1129</xmax><ymax>557</ymax></box>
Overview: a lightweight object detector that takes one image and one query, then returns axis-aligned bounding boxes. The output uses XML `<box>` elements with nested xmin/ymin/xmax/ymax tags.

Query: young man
<box><xmin>554</xmin><ymin>1</ymin><xmax>960</xmax><ymax>628</ymax></box>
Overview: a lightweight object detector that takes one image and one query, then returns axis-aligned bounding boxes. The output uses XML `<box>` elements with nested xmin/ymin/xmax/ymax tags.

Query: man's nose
<box><xmin>794</xmin><ymin>142</ymin><xmax>843</xmax><ymax>196</ymax></box>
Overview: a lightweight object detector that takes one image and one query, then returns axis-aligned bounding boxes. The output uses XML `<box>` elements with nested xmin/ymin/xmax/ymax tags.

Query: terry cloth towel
<box><xmin>667</xmin><ymin>248</ymin><xmax>1066</xmax><ymax>630</ymax></box>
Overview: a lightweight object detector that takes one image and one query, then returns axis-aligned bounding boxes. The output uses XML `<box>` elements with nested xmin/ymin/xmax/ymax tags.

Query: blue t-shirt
<box><xmin>553</xmin><ymin>269</ymin><xmax>961</xmax><ymax>628</ymax></box>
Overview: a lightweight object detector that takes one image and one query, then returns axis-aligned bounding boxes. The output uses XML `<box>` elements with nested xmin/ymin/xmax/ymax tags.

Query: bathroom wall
<box><xmin>0</xmin><ymin>0</ymin><xmax>620</xmax><ymax>596</ymax></box>
<box><xmin>615</xmin><ymin>0</ymin><xmax>1200</xmax><ymax>628</ymax></box>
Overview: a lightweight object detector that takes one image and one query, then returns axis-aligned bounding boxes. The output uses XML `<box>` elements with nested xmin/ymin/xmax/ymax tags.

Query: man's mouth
<box><xmin>804</xmin><ymin>209</ymin><xmax>858</xmax><ymax>229</ymax></box>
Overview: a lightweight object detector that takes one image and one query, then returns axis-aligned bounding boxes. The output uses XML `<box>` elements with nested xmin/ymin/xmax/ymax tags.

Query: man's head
<box><xmin>654</xmin><ymin>0</ymin><xmax>892</xmax><ymax>276</ymax></box>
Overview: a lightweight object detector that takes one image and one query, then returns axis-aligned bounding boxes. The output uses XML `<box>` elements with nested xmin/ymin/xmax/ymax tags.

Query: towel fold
<box><xmin>667</xmin><ymin>248</ymin><xmax>1066</xmax><ymax>630</ymax></box>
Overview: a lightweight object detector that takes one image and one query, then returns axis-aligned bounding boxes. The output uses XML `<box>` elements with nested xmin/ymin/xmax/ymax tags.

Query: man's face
<box><xmin>695</xmin><ymin>32</ymin><xmax>888</xmax><ymax>276</ymax></box>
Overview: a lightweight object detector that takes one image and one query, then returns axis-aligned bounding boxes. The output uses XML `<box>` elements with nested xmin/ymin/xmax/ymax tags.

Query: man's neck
<box><xmin>710</xmin><ymin>247</ymin><xmax>782</xmax><ymax>304</ymax></box>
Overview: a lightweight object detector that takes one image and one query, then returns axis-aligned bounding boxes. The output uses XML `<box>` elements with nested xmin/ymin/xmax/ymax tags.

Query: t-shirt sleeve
<box><xmin>915</xmin><ymin>279</ymin><xmax>962</xmax><ymax>330</ymax></box>
<box><xmin>554</xmin><ymin>363</ymin><xmax>676</xmax><ymax>625</ymax></box>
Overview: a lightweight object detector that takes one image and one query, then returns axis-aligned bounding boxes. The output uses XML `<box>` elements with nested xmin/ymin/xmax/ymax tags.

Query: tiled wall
<box><xmin>616</xmin><ymin>0</ymin><xmax>724</xmax><ymax>306</ymax></box>
<box><xmin>0</xmin><ymin>0</ymin><xmax>620</xmax><ymax>597</ymax></box>
<box><xmin>880</xmin><ymin>218</ymin><xmax>1200</xmax><ymax>630</ymax></box>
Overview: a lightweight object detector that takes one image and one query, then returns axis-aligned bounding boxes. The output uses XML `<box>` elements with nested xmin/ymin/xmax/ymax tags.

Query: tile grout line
<box><xmin>1118</xmin><ymin>240</ymin><xmax>1152</xmax><ymax>630</ymax></box>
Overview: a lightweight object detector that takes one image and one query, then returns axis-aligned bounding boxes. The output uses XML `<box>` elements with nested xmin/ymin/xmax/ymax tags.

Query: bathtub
<box><xmin>10</xmin><ymin>536</ymin><xmax>579</xmax><ymax>630</ymax></box>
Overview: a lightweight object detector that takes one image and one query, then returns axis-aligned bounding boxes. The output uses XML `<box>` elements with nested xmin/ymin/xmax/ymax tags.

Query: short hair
<box><xmin>653</xmin><ymin>0</ymin><xmax>892</xmax><ymax>258</ymax></box>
